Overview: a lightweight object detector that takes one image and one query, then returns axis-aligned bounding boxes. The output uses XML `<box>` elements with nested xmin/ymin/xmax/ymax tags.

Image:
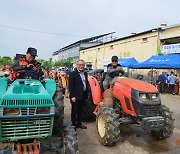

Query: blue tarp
<box><xmin>118</xmin><ymin>57</ymin><xmax>139</xmax><ymax>68</ymax></box>
<box><xmin>131</xmin><ymin>54</ymin><xmax>180</xmax><ymax>69</ymax></box>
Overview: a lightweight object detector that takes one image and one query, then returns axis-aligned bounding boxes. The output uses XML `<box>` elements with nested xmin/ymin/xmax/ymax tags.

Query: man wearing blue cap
<box><xmin>12</xmin><ymin>47</ymin><xmax>43</xmax><ymax>79</ymax></box>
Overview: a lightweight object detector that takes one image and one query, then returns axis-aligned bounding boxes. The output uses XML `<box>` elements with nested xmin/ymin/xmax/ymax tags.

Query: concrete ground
<box><xmin>64</xmin><ymin>94</ymin><xmax>180</xmax><ymax>154</ymax></box>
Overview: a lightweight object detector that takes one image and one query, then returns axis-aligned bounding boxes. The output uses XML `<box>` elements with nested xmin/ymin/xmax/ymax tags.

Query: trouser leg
<box><xmin>71</xmin><ymin>101</ymin><xmax>78</xmax><ymax>125</ymax></box>
<box><xmin>103</xmin><ymin>80</ymin><xmax>109</xmax><ymax>91</ymax></box>
<box><xmin>172</xmin><ymin>84</ymin><xmax>175</xmax><ymax>94</ymax></box>
<box><xmin>77</xmin><ymin>94</ymin><xmax>86</xmax><ymax>125</ymax></box>
<box><xmin>169</xmin><ymin>84</ymin><xmax>174</xmax><ymax>94</ymax></box>
<box><xmin>159</xmin><ymin>82</ymin><xmax>162</xmax><ymax>93</ymax></box>
<box><xmin>161</xmin><ymin>82</ymin><xmax>165</xmax><ymax>93</ymax></box>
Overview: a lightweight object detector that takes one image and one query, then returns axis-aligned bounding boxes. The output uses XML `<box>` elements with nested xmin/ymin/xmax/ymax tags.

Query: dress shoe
<box><xmin>76</xmin><ymin>124</ymin><xmax>87</xmax><ymax>129</ymax></box>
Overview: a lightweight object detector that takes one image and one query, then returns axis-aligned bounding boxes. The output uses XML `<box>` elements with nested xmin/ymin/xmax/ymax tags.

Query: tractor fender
<box><xmin>88</xmin><ymin>76</ymin><xmax>102</xmax><ymax>105</ymax></box>
<box><xmin>43</xmin><ymin>78</ymin><xmax>56</xmax><ymax>97</ymax></box>
<box><xmin>102</xmin><ymin>89</ymin><xmax>113</xmax><ymax>107</ymax></box>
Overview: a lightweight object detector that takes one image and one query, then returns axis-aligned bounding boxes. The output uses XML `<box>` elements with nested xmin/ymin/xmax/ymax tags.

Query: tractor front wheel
<box><xmin>151</xmin><ymin>105</ymin><xmax>175</xmax><ymax>140</ymax></box>
<box><xmin>96</xmin><ymin>106</ymin><xmax>120</xmax><ymax>146</ymax></box>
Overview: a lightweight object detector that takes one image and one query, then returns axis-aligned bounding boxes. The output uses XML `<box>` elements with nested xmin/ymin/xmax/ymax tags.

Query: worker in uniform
<box><xmin>12</xmin><ymin>47</ymin><xmax>43</xmax><ymax>79</ymax></box>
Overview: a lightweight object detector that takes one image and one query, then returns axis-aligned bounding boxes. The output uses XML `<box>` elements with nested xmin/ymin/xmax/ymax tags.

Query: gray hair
<box><xmin>76</xmin><ymin>59</ymin><xmax>85</xmax><ymax>64</ymax></box>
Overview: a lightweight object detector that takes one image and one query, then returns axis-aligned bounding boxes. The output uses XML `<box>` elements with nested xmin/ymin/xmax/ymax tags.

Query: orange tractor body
<box><xmin>86</xmin><ymin>75</ymin><xmax>174</xmax><ymax>146</ymax></box>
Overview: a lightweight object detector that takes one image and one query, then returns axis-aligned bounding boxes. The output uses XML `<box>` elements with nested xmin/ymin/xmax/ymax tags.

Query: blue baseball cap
<box><xmin>27</xmin><ymin>47</ymin><xmax>38</xmax><ymax>57</ymax></box>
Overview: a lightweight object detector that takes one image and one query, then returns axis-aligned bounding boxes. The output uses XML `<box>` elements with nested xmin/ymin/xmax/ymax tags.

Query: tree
<box><xmin>37</xmin><ymin>58</ymin><xmax>54</xmax><ymax>69</ymax></box>
<box><xmin>64</xmin><ymin>58</ymin><xmax>73</xmax><ymax>67</ymax></box>
<box><xmin>0</xmin><ymin>56</ymin><xmax>14</xmax><ymax>65</ymax></box>
<box><xmin>54</xmin><ymin>58</ymin><xmax>73</xmax><ymax>68</ymax></box>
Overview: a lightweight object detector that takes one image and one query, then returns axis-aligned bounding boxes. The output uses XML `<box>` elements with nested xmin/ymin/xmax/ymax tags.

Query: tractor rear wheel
<box><xmin>151</xmin><ymin>105</ymin><xmax>175</xmax><ymax>140</ymax></box>
<box><xmin>83</xmin><ymin>89</ymin><xmax>96</xmax><ymax>121</ymax></box>
<box><xmin>96</xmin><ymin>106</ymin><xmax>120</xmax><ymax>146</ymax></box>
<box><xmin>40</xmin><ymin>126</ymin><xmax>78</xmax><ymax>154</ymax></box>
<box><xmin>53</xmin><ymin>87</ymin><xmax>64</xmax><ymax>134</ymax></box>
<box><xmin>59</xmin><ymin>126</ymin><xmax>79</xmax><ymax>154</ymax></box>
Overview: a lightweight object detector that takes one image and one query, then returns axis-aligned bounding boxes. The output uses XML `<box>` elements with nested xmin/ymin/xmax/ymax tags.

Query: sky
<box><xmin>0</xmin><ymin>0</ymin><xmax>180</xmax><ymax>60</ymax></box>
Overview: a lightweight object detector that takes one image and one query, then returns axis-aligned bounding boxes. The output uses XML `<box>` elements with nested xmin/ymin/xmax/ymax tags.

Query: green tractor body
<box><xmin>0</xmin><ymin>78</ymin><xmax>56</xmax><ymax>142</ymax></box>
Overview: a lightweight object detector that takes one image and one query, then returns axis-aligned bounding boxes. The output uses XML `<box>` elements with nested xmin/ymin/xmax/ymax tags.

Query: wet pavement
<box><xmin>64</xmin><ymin>94</ymin><xmax>180</xmax><ymax>154</ymax></box>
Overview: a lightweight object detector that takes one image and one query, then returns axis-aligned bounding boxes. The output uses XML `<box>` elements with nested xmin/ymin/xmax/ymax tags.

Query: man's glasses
<box><xmin>78</xmin><ymin>64</ymin><xmax>85</xmax><ymax>66</ymax></box>
<box><xmin>112</xmin><ymin>60</ymin><xmax>117</xmax><ymax>62</ymax></box>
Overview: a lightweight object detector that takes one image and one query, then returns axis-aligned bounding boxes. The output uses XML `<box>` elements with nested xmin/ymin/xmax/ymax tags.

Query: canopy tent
<box><xmin>118</xmin><ymin>57</ymin><xmax>139</xmax><ymax>78</ymax></box>
<box><xmin>118</xmin><ymin>57</ymin><xmax>139</xmax><ymax>68</ymax></box>
<box><xmin>131</xmin><ymin>54</ymin><xmax>180</xmax><ymax>69</ymax></box>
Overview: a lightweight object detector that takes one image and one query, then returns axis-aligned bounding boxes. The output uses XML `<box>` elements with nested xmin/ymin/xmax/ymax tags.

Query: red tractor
<box><xmin>85</xmin><ymin>75</ymin><xmax>175</xmax><ymax>146</ymax></box>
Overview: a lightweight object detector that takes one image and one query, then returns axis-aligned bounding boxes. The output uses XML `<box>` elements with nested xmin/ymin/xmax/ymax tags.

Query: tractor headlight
<box><xmin>36</xmin><ymin>107</ymin><xmax>50</xmax><ymax>114</ymax></box>
<box><xmin>139</xmin><ymin>93</ymin><xmax>159</xmax><ymax>102</ymax></box>
<box><xmin>3</xmin><ymin>108</ymin><xmax>20</xmax><ymax>116</ymax></box>
<box><xmin>139</xmin><ymin>93</ymin><xmax>149</xmax><ymax>101</ymax></box>
<box><xmin>151</xmin><ymin>93</ymin><xmax>159</xmax><ymax>101</ymax></box>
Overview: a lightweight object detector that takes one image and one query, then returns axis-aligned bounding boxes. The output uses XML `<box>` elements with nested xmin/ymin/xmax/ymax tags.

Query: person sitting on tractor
<box><xmin>103</xmin><ymin>55</ymin><xmax>124</xmax><ymax>91</ymax></box>
<box><xmin>12</xmin><ymin>47</ymin><xmax>43</xmax><ymax>79</ymax></box>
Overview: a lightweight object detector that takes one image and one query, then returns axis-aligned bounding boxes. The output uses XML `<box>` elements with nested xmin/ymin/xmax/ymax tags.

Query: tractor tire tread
<box><xmin>151</xmin><ymin>105</ymin><xmax>174</xmax><ymax>140</ymax></box>
<box><xmin>97</xmin><ymin>106</ymin><xmax>120</xmax><ymax>146</ymax></box>
<box><xmin>53</xmin><ymin>90</ymin><xmax>64</xmax><ymax>134</ymax></box>
<box><xmin>82</xmin><ymin>88</ymin><xmax>96</xmax><ymax>121</ymax></box>
<box><xmin>63</xmin><ymin>126</ymin><xmax>79</xmax><ymax>154</ymax></box>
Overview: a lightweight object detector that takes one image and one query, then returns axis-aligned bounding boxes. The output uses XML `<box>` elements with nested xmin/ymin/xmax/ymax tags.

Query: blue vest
<box><xmin>23</xmin><ymin>69</ymin><xmax>38</xmax><ymax>79</ymax></box>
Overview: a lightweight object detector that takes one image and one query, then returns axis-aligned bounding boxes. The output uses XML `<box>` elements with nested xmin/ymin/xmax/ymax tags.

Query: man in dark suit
<box><xmin>68</xmin><ymin>59</ymin><xmax>89</xmax><ymax>129</ymax></box>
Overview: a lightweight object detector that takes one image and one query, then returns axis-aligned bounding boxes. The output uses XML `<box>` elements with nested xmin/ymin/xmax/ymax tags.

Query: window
<box><xmin>110</xmin><ymin>45</ymin><xmax>113</xmax><ymax>49</ymax></box>
<box><xmin>142</xmin><ymin>38</ymin><xmax>148</xmax><ymax>43</ymax></box>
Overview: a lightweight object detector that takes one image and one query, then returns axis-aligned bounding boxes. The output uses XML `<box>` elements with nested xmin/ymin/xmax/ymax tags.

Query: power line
<box><xmin>0</xmin><ymin>24</ymin><xmax>89</xmax><ymax>37</ymax></box>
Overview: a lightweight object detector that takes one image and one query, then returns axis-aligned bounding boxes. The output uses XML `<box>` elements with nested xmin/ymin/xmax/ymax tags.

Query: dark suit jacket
<box><xmin>68</xmin><ymin>69</ymin><xmax>89</xmax><ymax>101</ymax></box>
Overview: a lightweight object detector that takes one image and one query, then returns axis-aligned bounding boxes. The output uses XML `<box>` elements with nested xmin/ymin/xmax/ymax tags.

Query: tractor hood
<box><xmin>3</xmin><ymin>79</ymin><xmax>51</xmax><ymax>100</ymax></box>
<box><xmin>0</xmin><ymin>79</ymin><xmax>54</xmax><ymax>107</ymax></box>
<box><xmin>115</xmin><ymin>77</ymin><xmax>157</xmax><ymax>93</ymax></box>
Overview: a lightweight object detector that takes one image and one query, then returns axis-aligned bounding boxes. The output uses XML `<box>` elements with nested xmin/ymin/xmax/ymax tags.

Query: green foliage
<box><xmin>0</xmin><ymin>56</ymin><xmax>14</xmax><ymax>65</ymax></box>
<box><xmin>37</xmin><ymin>58</ymin><xmax>53</xmax><ymax>69</ymax></box>
<box><xmin>0</xmin><ymin>55</ymin><xmax>73</xmax><ymax>70</ymax></box>
<box><xmin>38</xmin><ymin>58</ymin><xmax>73</xmax><ymax>70</ymax></box>
<box><xmin>54</xmin><ymin>58</ymin><xmax>73</xmax><ymax>68</ymax></box>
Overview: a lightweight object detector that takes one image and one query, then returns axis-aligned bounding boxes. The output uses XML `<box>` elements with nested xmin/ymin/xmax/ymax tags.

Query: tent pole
<box><xmin>151</xmin><ymin>68</ymin><xmax>153</xmax><ymax>83</ymax></box>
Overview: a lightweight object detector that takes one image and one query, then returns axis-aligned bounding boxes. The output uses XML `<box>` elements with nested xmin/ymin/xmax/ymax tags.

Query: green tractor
<box><xmin>0</xmin><ymin>77</ymin><xmax>78</xmax><ymax>153</ymax></box>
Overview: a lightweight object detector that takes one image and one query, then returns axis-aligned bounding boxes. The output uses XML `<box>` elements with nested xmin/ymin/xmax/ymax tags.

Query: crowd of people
<box><xmin>157</xmin><ymin>71</ymin><xmax>179</xmax><ymax>95</ymax></box>
<box><xmin>0</xmin><ymin>65</ymin><xmax>11</xmax><ymax>77</ymax></box>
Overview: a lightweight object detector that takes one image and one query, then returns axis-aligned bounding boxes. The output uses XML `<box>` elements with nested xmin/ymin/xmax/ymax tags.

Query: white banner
<box><xmin>161</xmin><ymin>43</ymin><xmax>180</xmax><ymax>54</ymax></box>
